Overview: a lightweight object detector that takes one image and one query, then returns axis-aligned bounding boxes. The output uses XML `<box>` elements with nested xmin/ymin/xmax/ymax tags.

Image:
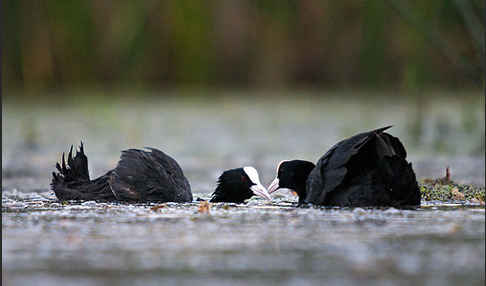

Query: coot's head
<box><xmin>210</xmin><ymin>166</ymin><xmax>272</xmax><ymax>203</ymax></box>
<box><xmin>268</xmin><ymin>160</ymin><xmax>315</xmax><ymax>202</ymax></box>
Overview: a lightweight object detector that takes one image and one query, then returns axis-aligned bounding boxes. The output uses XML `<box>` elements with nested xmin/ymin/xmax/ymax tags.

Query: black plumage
<box><xmin>51</xmin><ymin>143</ymin><xmax>193</xmax><ymax>203</ymax></box>
<box><xmin>272</xmin><ymin>160</ymin><xmax>316</xmax><ymax>205</ymax></box>
<box><xmin>269</xmin><ymin>126</ymin><xmax>421</xmax><ymax>207</ymax></box>
<box><xmin>210</xmin><ymin>167</ymin><xmax>271</xmax><ymax>203</ymax></box>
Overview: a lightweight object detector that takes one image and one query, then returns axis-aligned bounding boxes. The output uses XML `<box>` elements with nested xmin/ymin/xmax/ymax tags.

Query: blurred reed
<box><xmin>3</xmin><ymin>0</ymin><xmax>484</xmax><ymax>92</ymax></box>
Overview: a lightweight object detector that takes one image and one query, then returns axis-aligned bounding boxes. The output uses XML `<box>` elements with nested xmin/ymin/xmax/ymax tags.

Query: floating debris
<box><xmin>151</xmin><ymin>204</ymin><xmax>167</xmax><ymax>212</ymax></box>
<box><xmin>420</xmin><ymin>172</ymin><xmax>485</xmax><ymax>203</ymax></box>
<box><xmin>451</xmin><ymin>187</ymin><xmax>465</xmax><ymax>200</ymax></box>
<box><xmin>221</xmin><ymin>204</ymin><xmax>230</xmax><ymax>210</ymax></box>
<box><xmin>470</xmin><ymin>198</ymin><xmax>485</xmax><ymax>206</ymax></box>
<box><xmin>197</xmin><ymin>201</ymin><xmax>211</xmax><ymax>214</ymax></box>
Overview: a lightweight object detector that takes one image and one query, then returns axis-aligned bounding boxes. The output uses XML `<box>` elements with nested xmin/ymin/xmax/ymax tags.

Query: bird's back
<box><xmin>305</xmin><ymin>127</ymin><xmax>420</xmax><ymax>207</ymax></box>
<box><xmin>109</xmin><ymin>148</ymin><xmax>193</xmax><ymax>202</ymax></box>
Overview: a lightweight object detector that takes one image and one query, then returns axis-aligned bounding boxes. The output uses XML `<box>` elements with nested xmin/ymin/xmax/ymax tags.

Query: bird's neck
<box><xmin>294</xmin><ymin>162</ymin><xmax>315</xmax><ymax>205</ymax></box>
<box><xmin>295</xmin><ymin>185</ymin><xmax>307</xmax><ymax>205</ymax></box>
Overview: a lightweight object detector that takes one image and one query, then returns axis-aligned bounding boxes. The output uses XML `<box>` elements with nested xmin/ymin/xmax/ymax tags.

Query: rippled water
<box><xmin>2</xmin><ymin>91</ymin><xmax>485</xmax><ymax>285</ymax></box>
<box><xmin>2</xmin><ymin>190</ymin><xmax>485</xmax><ymax>286</ymax></box>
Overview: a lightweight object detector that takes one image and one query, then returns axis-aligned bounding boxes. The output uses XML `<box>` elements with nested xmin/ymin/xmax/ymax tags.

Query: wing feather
<box><xmin>109</xmin><ymin>148</ymin><xmax>192</xmax><ymax>202</ymax></box>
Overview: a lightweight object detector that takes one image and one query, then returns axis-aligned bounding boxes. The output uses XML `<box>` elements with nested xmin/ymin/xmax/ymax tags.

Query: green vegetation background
<box><xmin>3</xmin><ymin>0</ymin><xmax>484</xmax><ymax>91</ymax></box>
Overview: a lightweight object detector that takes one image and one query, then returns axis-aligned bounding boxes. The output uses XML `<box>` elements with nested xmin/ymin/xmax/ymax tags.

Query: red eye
<box><xmin>241</xmin><ymin>175</ymin><xmax>247</xmax><ymax>183</ymax></box>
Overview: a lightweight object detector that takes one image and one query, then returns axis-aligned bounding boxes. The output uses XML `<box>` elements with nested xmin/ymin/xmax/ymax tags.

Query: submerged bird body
<box><xmin>51</xmin><ymin>144</ymin><xmax>192</xmax><ymax>203</ymax></box>
<box><xmin>210</xmin><ymin>167</ymin><xmax>271</xmax><ymax>203</ymax></box>
<box><xmin>269</xmin><ymin>126</ymin><xmax>421</xmax><ymax>207</ymax></box>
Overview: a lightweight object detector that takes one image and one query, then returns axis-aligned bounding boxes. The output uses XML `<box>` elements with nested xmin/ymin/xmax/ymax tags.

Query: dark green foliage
<box><xmin>3</xmin><ymin>0</ymin><xmax>483</xmax><ymax>90</ymax></box>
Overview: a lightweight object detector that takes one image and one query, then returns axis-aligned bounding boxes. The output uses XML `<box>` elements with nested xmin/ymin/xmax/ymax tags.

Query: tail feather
<box><xmin>55</xmin><ymin>143</ymin><xmax>90</xmax><ymax>183</ymax></box>
<box><xmin>51</xmin><ymin>143</ymin><xmax>113</xmax><ymax>201</ymax></box>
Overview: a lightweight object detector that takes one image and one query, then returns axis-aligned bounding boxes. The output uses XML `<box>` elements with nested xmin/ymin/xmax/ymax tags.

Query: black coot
<box><xmin>210</xmin><ymin>167</ymin><xmax>271</xmax><ymax>203</ymax></box>
<box><xmin>51</xmin><ymin>143</ymin><xmax>193</xmax><ymax>202</ymax></box>
<box><xmin>268</xmin><ymin>126</ymin><xmax>421</xmax><ymax>207</ymax></box>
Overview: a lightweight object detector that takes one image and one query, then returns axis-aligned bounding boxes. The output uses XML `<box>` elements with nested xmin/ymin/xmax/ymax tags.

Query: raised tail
<box><xmin>51</xmin><ymin>143</ymin><xmax>114</xmax><ymax>201</ymax></box>
<box><xmin>55</xmin><ymin>143</ymin><xmax>90</xmax><ymax>182</ymax></box>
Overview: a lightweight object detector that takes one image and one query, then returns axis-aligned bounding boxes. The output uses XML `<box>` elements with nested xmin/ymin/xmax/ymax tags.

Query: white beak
<box><xmin>268</xmin><ymin>178</ymin><xmax>280</xmax><ymax>194</ymax></box>
<box><xmin>250</xmin><ymin>184</ymin><xmax>272</xmax><ymax>200</ymax></box>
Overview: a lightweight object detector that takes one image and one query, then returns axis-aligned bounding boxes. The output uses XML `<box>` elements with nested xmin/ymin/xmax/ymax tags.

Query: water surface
<box><xmin>2</xmin><ymin>190</ymin><xmax>485</xmax><ymax>286</ymax></box>
<box><xmin>3</xmin><ymin>91</ymin><xmax>485</xmax><ymax>285</ymax></box>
